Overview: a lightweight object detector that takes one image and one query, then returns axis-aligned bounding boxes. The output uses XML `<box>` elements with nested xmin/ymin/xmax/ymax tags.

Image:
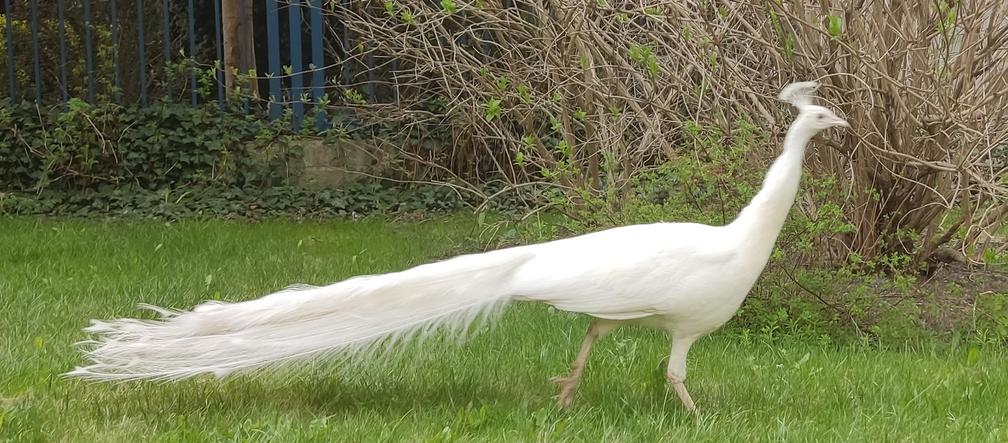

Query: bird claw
<box><xmin>556</xmin><ymin>394</ymin><xmax>575</xmax><ymax>409</ymax></box>
<box><xmin>551</xmin><ymin>375</ymin><xmax>579</xmax><ymax>409</ymax></box>
<box><xmin>556</xmin><ymin>385</ymin><xmax>577</xmax><ymax>409</ymax></box>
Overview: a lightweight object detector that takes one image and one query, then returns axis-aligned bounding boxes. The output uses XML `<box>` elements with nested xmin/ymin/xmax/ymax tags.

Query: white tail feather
<box><xmin>67</xmin><ymin>249</ymin><xmax>533</xmax><ymax>381</ymax></box>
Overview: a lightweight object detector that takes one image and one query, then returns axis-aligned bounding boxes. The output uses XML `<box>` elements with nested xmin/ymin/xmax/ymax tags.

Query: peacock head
<box><xmin>778</xmin><ymin>81</ymin><xmax>850</xmax><ymax>133</ymax></box>
<box><xmin>798</xmin><ymin>105</ymin><xmax>849</xmax><ymax>131</ymax></box>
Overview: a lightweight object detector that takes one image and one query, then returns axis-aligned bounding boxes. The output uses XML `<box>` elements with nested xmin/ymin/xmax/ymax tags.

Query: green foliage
<box><xmin>484</xmin><ymin>99</ymin><xmax>502</xmax><ymax>122</ymax></box>
<box><xmin>826</xmin><ymin>15</ymin><xmax>843</xmax><ymax>38</ymax></box>
<box><xmin>0</xmin><ymin>12</ymin><xmax>109</xmax><ymax>102</ymax></box>
<box><xmin>934</xmin><ymin>0</ymin><xmax>958</xmax><ymax>34</ymax></box>
<box><xmin>557</xmin><ymin>119</ymin><xmax>766</xmax><ymax>231</ymax></box>
<box><xmin>343</xmin><ymin>89</ymin><xmax>367</xmax><ymax>105</ymax></box>
<box><xmin>0</xmin><ymin>99</ymin><xmax>534</xmax><ymax>220</ymax></box>
<box><xmin>516</xmin><ymin>84</ymin><xmax>532</xmax><ymax>104</ymax></box>
<box><xmin>495</xmin><ymin>76</ymin><xmax>509</xmax><ymax>92</ymax></box>
<box><xmin>1</xmin><ymin>181</ymin><xmax>532</xmax><ymax>220</ymax></box>
<box><xmin>440</xmin><ymin>0</ymin><xmax>457</xmax><ymax>14</ymax></box>
<box><xmin>0</xmin><ymin>100</ymin><xmax>294</xmax><ymax>192</ymax></box>
<box><xmin>400</xmin><ymin>9</ymin><xmax>415</xmax><ymax>24</ymax></box>
<box><xmin>733</xmin><ymin>272</ymin><xmax>842</xmax><ymax>344</ymax></box>
<box><xmin>974</xmin><ymin>292</ymin><xmax>1008</xmax><ymax>345</ymax></box>
<box><xmin>628</xmin><ymin>44</ymin><xmax>659</xmax><ymax>78</ymax></box>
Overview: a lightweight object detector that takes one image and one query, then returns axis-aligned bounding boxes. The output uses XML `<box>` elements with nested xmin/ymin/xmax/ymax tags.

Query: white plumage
<box><xmin>68</xmin><ymin>82</ymin><xmax>849</xmax><ymax>413</ymax></box>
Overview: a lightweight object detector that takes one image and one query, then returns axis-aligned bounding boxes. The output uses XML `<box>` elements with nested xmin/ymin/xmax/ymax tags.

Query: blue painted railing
<box><xmin>288</xmin><ymin>0</ymin><xmax>304</xmax><ymax>129</ymax></box>
<box><xmin>266</xmin><ymin>0</ymin><xmax>282</xmax><ymax>120</ymax></box>
<box><xmin>110</xmin><ymin>0</ymin><xmax>121</xmax><ymax>102</ymax></box>
<box><xmin>213</xmin><ymin>0</ymin><xmax>224</xmax><ymax>106</ymax></box>
<box><xmin>3</xmin><ymin>0</ymin><xmax>14</xmax><ymax>98</ymax></box>
<box><xmin>58</xmin><ymin>0</ymin><xmax>68</xmax><ymax>103</ymax></box>
<box><xmin>29</xmin><ymin>0</ymin><xmax>40</xmax><ymax>104</ymax></box>
<box><xmin>309</xmin><ymin>0</ymin><xmax>325</xmax><ymax>130</ymax></box>
<box><xmin>0</xmin><ymin>0</ymin><xmax>366</xmax><ymax>132</ymax></box>
<box><xmin>83</xmin><ymin>0</ymin><xmax>95</xmax><ymax>103</ymax></box>
<box><xmin>136</xmin><ymin>0</ymin><xmax>147</xmax><ymax>105</ymax></box>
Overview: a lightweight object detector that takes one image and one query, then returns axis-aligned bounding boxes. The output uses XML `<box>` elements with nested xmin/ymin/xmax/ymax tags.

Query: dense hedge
<box><xmin>1</xmin><ymin>99</ymin><xmax>296</xmax><ymax>192</ymax></box>
<box><xmin>0</xmin><ymin>100</ymin><xmax>531</xmax><ymax>218</ymax></box>
<box><xmin>1</xmin><ymin>184</ymin><xmax>479</xmax><ymax>219</ymax></box>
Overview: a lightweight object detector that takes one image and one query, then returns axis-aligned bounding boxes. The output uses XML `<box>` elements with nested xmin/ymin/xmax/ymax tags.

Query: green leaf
<box><xmin>967</xmin><ymin>346</ymin><xmax>981</xmax><ymax>366</ymax></box>
<box><xmin>513</xmin><ymin>150</ymin><xmax>526</xmax><ymax>166</ymax></box>
<box><xmin>550</xmin><ymin>116</ymin><xmax>562</xmax><ymax>132</ymax></box>
<box><xmin>400</xmin><ymin>10</ymin><xmax>414</xmax><ymax>24</ymax></box>
<box><xmin>484</xmin><ymin>99</ymin><xmax>502</xmax><ymax>121</ymax></box>
<box><xmin>574</xmin><ymin>108</ymin><xmax>587</xmax><ymax>121</ymax></box>
<box><xmin>555</xmin><ymin>140</ymin><xmax>572</xmax><ymax>158</ymax></box>
<box><xmin>516</xmin><ymin>84</ymin><xmax>532</xmax><ymax>104</ymax></box>
<box><xmin>608</xmin><ymin>105</ymin><xmax>622</xmax><ymax>119</ymax></box>
<box><xmin>440</xmin><ymin>0</ymin><xmax>457</xmax><ymax>14</ymax></box>
<box><xmin>826</xmin><ymin>15</ymin><xmax>843</xmax><ymax>38</ymax></box>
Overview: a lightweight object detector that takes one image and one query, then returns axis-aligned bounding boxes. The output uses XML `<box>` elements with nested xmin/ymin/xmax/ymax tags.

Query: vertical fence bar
<box><xmin>238</xmin><ymin>0</ymin><xmax>249</xmax><ymax>114</ymax></box>
<box><xmin>266</xmin><ymin>0</ymin><xmax>281</xmax><ymax>120</ymax></box>
<box><xmin>58</xmin><ymin>0</ymin><xmax>68</xmax><ymax>103</ymax></box>
<box><xmin>187</xmin><ymin>0</ymin><xmax>197</xmax><ymax>105</ymax></box>
<box><xmin>340</xmin><ymin>0</ymin><xmax>351</xmax><ymax>88</ymax></box>
<box><xmin>391</xmin><ymin>57</ymin><xmax>399</xmax><ymax>104</ymax></box>
<box><xmin>213</xmin><ymin>0</ymin><xmax>224</xmax><ymax>107</ymax></box>
<box><xmin>4</xmin><ymin>0</ymin><xmax>15</xmax><ymax>100</ymax></box>
<box><xmin>110</xmin><ymin>0</ymin><xmax>121</xmax><ymax>103</ymax></box>
<box><xmin>288</xmin><ymin>0</ymin><xmax>304</xmax><ymax>128</ymax></box>
<box><xmin>162</xmin><ymin>0</ymin><xmax>172</xmax><ymax>100</ymax></box>
<box><xmin>310</xmin><ymin>0</ymin><xmax>326</xmax><ymax>131</ymax></box>
<box><xmin>84</xmin><ymin>0</ymin><xmax>95</xmax><ymax>102</ymax></box>
<box><xmin>137</xmin><ymin>0</ymin><xmax>147</xmax><ymax>105</ymax></box>
<box><xmin>30</xmin><ymin>0</ymin><xmax>41</xmax><ymax>104</ymax></box>
<box><xmin>365</xmin><ymin>52</ymin><xmax>375</xmax><ymax>101</ymax></box>
<box><xmin>363</xmin><ymin>1</ymin><xmax>374</xmax><ymax>103</ymax></box>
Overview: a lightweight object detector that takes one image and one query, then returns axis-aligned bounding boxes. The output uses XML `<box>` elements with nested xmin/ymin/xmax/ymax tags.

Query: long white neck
<box><xmin>729</xmin><ymin>120</ymin><xmax>815</xmax><ymax>254</ymax></box>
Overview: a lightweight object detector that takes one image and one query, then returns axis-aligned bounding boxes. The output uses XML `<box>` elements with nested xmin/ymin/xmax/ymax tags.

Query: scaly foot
<box><xmin>551</xmin><ymin>375</ymin><xmax>580</xmax><ymax>409</ymax></box>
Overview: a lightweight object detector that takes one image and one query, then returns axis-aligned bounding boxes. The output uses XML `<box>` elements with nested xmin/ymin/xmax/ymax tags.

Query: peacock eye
<box><xmin>817</xmin><ymin>115</ymin><xmax>823</xmax><ymax>120</ymax></box>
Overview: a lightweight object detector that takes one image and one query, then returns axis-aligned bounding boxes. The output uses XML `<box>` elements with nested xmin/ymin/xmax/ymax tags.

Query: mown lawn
<box><xmin>1</xmin><ymin>216</ymin><xmax>1006</xmax><ymax>442</ymax></box>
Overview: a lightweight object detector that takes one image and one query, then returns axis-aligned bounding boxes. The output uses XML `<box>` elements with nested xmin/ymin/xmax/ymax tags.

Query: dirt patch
<box><xmin>911</xmin><ymin>263</ymin><xmax>1008</xmax><ymax>332</ymax></box>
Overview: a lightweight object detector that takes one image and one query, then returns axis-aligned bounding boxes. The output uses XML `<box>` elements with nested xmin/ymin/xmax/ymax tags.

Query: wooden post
<box><xmin>221</xmin><ymin>0</ymin><xmax>258</xmax><ymax>97</ymax></box>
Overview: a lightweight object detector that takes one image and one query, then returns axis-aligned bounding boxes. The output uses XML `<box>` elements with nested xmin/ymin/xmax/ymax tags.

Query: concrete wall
<box><xmin>295</xmin><ymin>138</ymin><xmax>389</xmax><ymax>189</ymax></box>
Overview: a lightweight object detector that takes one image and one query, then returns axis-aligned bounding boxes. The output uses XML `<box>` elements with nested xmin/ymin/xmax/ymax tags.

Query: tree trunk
<box><xmin>222</xmin><ymin>0</ymin><xmax>258</xmax><ymax>97</ymax></box>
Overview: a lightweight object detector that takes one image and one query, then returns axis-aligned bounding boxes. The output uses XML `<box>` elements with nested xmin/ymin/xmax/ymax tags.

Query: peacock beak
<box><xmin>834</xmin><ymin>118</ymin><xmax>850</xmax><ymax>128</ymax></box>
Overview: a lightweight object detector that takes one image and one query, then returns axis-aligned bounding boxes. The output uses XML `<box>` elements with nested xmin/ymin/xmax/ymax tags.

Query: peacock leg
<box><xmin>666</xmin><ymin>334</ymin><xmax>700</xmax><ymax>414</ymax></box>
<box><xmin>552</xmin><ymin>319</ymin><xmax>616</xmax><ymax>409</ymax></box>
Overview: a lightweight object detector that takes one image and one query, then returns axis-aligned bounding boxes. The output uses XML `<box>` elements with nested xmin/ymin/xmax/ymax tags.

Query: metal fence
<box><xmin>0</xmin><ymin>0</ymin><xmax>362</xmax><ymax>131</ymax></box>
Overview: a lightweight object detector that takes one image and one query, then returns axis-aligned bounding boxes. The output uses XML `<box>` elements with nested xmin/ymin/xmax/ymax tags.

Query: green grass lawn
<box><xmin>2</xmin><ymin>216</ymin><xmax>1007</xmax><ymax>442</ymax></box>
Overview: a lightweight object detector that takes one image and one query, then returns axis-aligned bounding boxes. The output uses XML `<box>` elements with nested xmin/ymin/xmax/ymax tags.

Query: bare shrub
<box><xmin>323</xmin><ymin>0</ymin><xmax>1008</xmax><ymax>267</ymax></box>
<box><xmin>704</xmin><ymin>1</ymin><xmax>1008</xmax><ymax>267</ymax></box>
